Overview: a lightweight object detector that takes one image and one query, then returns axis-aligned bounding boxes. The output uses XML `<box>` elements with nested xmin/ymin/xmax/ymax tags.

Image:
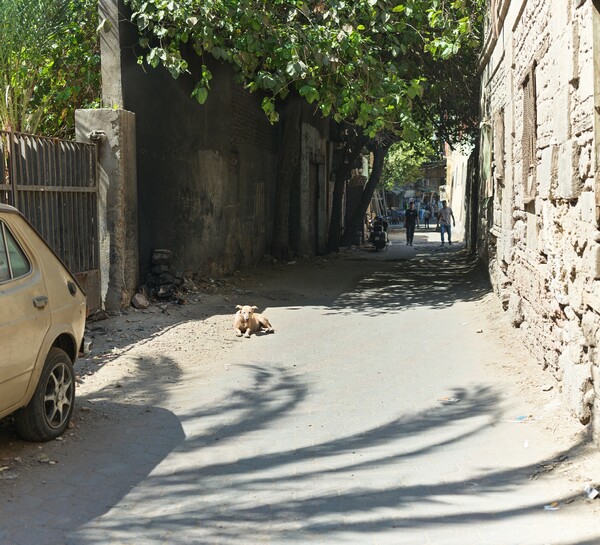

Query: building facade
<box><xmin>479</xmin><ymin>0</ymin><xmax>600</xmax><ymax>441</ymax></box>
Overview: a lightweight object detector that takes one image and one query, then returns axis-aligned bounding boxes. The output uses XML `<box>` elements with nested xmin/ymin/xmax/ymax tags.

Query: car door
<box><xmin>0</xmin><ymin>218</ymin><xmax>51</xmax><ymax>410</ymax></box>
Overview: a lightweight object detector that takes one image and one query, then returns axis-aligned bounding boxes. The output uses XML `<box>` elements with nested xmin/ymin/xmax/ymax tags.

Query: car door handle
<box><xmin>33</xmin><ymin>296</ymin><xmax>49</xmax><ymax>309</ymax></box>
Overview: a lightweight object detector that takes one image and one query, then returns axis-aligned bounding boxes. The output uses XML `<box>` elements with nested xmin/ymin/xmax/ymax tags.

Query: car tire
<box><xmin>14</xmin><ymin>347</ymin><xmax>75</xmax><ymax>441</ymax></box>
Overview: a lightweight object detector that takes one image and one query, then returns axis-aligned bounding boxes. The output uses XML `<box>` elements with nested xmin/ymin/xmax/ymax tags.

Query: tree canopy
<box><xmin>0</xmin><ymin>0</ymin><xmax>100</xmax><ymax>137</ymax></box>
<box><xmin>127</xmin><ymin>0</ymin><xmax>484</xmax><ymax>141</ymax></box>
<box><xmin>381</xmin><ymin>137</ymin><xmax>438</xmax><ymax>190</ymax></box>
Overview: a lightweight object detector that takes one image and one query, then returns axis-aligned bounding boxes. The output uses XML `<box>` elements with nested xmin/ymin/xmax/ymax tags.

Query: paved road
<box><xmin>1</xmin><ymin>228</ymin><xmax>600</xmax><ymax>544</ymax></box>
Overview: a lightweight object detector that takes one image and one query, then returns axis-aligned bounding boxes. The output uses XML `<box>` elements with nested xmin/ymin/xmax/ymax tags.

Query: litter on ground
<box><xmin>584</xmin><ymin>484</ymin><xmax>600</xmax><ymax>499</ymax></box>
<box><xmin>503</xmin><ymin>415</ymin><xmax>542</xmax><ymax>423</ymax></box>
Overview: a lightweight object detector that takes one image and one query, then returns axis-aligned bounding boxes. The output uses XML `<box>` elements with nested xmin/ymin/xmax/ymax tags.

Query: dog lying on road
<box><xmin>234</xmin><ymin>305</ymin><xmax>275</xmax><ymax>338</ymax></box>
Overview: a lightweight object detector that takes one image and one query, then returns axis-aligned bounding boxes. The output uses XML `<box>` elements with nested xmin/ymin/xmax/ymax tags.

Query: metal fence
<box><xmin>0</xmin><ymin>131</ymin><xmax>100</xmax><ymax>309</ymax></box>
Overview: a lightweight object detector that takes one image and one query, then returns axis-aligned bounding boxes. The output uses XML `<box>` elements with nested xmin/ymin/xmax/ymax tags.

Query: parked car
<box><xmin>0</xmin><ymin>204</ymin><xmax>86</xmax><ymax>441</ymax></box>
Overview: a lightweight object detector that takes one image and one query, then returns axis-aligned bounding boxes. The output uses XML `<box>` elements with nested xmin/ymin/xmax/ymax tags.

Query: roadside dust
<box><xmin>473</xmin><ymin>289</ymin><xmax>600</xmax><ymax>504</ymax></box>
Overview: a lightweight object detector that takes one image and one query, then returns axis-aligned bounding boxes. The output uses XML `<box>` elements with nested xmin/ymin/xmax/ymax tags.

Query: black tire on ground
<box><xmin>14</xmin><ymin>347</ymin><xmax>75</xmax><ymax>442</ymax></box>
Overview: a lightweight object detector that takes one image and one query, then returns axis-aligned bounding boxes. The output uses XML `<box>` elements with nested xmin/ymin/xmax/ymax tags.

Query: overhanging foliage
<box><xmin>126</xmin><ymin>0</ymin><xmax>484</xmax><ymax>141</ymax></box>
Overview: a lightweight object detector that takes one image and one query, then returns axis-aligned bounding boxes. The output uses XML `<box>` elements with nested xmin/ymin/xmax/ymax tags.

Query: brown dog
<box><xmin>234</xmin><ymin>305</ymin><xmax>275</xmax><ymax>338</ymax></box>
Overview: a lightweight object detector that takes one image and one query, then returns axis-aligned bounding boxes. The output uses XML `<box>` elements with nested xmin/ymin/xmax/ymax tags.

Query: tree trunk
<box><xmin>340</xmin><ymin>142</ymin><xmax>390</xmax><ymax>248</ymax></box>
<box><xmin>326</xmin><ymin>132</ymin><xmax>368</xmax><ymax>253</ymax></box>
<box><xmin>271</xmin><ymin>97</ymin><xmax>302</xmax><ymax>260</ymax></box>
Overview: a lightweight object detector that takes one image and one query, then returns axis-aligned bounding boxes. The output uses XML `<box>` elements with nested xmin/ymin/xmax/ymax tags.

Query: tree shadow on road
<box><xmin>327</xmin><ymin>250</ymin><xmax>491</xmax><ymax>317</ymax></box>
<box><xmin>58</xmin><ymin>364</ymin><xmax>597</xmax><ymax>545</ymax></box>
<box><xmin>2</xmin><ymin>246</ymin><xmax>593</xmax><ymax>543</ymax></box>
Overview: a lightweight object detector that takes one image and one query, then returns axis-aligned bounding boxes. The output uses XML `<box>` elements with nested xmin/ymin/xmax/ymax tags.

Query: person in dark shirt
<box><xmin>404</xmin><ymin>201</ymin><xmax>419</xmax><ymax>246</ymax></box>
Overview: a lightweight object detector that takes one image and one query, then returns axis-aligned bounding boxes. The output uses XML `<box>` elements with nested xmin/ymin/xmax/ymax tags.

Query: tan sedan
<box><xmin>0</xmin><ymin>204</ymin><xmax>86</xmax><ymax>441</ymax></box>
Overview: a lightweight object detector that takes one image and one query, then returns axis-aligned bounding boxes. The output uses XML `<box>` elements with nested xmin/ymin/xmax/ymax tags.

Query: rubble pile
<box><xmin>144</xmin><ymin>249</ymin><xmax>177</xmax><ymax>300</ymax></box>
<box><xmin>131</xmin><ymin>249</ymin><xmax>203</xmax><ymax>309</ymax></box>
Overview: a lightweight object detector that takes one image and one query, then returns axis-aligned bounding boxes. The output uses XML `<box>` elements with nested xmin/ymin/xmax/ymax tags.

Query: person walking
<box><xmin>436</xmin><ymin>200</ymin><xmax>456</xmax><ymax>245</ymax></box>
<box><xmin>423</xmin><ymin>207</ymin><xmax>431</xmax><ymax>229</ymax></box>
<box><xmin>404</xmin><ymin>201</ymin><xmax>419</xmax><ymax>246</ymax></box>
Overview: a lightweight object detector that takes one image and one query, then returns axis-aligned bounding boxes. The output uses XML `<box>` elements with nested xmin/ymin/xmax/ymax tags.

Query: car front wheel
<box><xmin>14</xmin><ymin>347</ymin><xmax>75</xmax><ymax>441</ymax></box>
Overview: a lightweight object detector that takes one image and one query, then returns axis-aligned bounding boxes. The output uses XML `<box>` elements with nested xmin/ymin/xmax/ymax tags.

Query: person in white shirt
<box><xmin>436</xmin><ymin>200</ymin><xmax>456</xmax><ymax>245</ymax></box>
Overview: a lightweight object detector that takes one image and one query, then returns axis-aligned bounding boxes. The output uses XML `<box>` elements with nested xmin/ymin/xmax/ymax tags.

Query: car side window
<box><xmin>0</xmin><ymin>221</ymin><xmax>31</xmax><ymax>282</ymax></box>
<box><xmin>0</xmin><ymin>223</ymin><xmax>9</xmax><ymax>282</ymax></box>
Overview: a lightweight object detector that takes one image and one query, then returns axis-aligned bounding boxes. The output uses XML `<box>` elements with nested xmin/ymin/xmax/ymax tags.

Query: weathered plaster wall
<box><xmin>118</xmin><ymin>23</ymin><xmax>279</xmax><ymax>278</ymax></box>
<box><xmin>481</xmin><ymin>0</ymin><xmax>600</xmax><ymax>438</ymax></box>
<box><xmin>299</xmin><ymin>122</ymin><xmax>329</xmax><ymax>256</ymax></box>
<box><xmin>107</xmin><ymin>3</ymin><xmax>331</xmax><ymax>279</ymax></box>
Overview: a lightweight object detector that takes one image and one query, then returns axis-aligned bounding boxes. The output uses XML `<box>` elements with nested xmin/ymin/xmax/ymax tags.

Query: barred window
<box><xmin>522</xmin><ymin>65</ymin><xmax>537</xmax><ymax>202</ymax></box>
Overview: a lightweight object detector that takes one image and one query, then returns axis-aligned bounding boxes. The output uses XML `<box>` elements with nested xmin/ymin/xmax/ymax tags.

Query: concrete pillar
<box><xmin>98</xmin><ymin>0</ymin><xmax>125</xmax><ymax>108</ymax></box>
<box><xmin>75</xmin><ymin>109</ymin><xmax>138</xmax><ymax>310</ymax></box>
<box><xmin>73</xmin><ymin>0</ymin><xmax>138</xmax><ymax>310</ymax></box>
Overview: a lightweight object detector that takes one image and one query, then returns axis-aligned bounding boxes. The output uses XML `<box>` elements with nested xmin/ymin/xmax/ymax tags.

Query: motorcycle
<box><xmin>369</xmin><ymin>217</ymin><xmax>388</xmax><ymax>251</ymax></box>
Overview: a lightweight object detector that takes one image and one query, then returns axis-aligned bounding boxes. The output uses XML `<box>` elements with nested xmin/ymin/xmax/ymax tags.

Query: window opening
<box><xmin>522</xmin><ymin>64</ymin><xmax>537</xmax><ymax>202</ymax></box>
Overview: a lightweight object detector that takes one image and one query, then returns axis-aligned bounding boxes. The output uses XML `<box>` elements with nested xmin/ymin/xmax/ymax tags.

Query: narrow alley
<box><xmin>1</xmin><ymin>227</ymin><xmax>599</xmax><ymax>545</ymax></box>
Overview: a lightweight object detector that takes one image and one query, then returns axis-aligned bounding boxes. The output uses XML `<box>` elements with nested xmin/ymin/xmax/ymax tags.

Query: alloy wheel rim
<box><xmin>43</xmin><ymin>363</ymin><xmax>73</xmax><ymax>429</ymax></box>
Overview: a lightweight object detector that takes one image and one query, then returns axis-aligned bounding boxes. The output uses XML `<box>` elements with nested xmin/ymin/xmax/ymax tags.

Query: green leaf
<box><xmin>192</xmin><ymin>85</ymin><xmax>209</xmax><ymax>104</ymax></box>
<box><xmin>402</xmin><ymin>125</ymin><xmax>419</xmax><ymax>143</ymax></box>
<box><xmin>261</xmin><ymin>97</ymin><xmax>279</xmax><ymax>123</ymax></box>
<box><xmin>299</xmin><ymin>85</ymin><xmax>319</xmax><ymax>104</ymax></box>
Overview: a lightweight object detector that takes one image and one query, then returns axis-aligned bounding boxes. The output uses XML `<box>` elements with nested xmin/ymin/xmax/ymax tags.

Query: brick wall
<box><xmin>231</xmin><ymin>86</ymin><xmax>278</xmax><ymax>153</ymax></box>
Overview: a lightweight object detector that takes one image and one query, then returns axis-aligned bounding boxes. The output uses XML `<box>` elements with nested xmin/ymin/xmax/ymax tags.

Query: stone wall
<box><xmin>480</xmin><ymin>0</ymin><xmax>600</xmax><ymax>440</ymax></box>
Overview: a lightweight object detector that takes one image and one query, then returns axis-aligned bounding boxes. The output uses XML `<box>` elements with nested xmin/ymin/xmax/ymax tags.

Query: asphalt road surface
<box><xmin>1</xmin><ymin>227</ymin><xmax>599</xmax><ymax>545</ymax></box>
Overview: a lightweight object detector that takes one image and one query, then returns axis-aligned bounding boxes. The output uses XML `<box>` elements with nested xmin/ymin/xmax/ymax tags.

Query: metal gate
<box><xmin>0</xmin><ymin>131</ymin><xmax>100</xmax><ymax>310</ymax></box>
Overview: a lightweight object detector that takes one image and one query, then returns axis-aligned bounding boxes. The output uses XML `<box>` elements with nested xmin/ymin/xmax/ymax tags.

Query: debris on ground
<box><xmin>584</xmin><ymin>484</ymin><xmax>600</xmax><ymax>499</ymax></box>
<box><xmin>37</xmin><ymin>453</ymin><xmax>51</xmax><ymax>464</ymax></box>
<box><xmin>438</xmin><ymin>397</ymin><xmax>460</xmax><ymax>404</ymax></box>
<box><xmin>504</xmin><ymin>415</ymin><xmax>541</xmax><ymax>423</ymax></box>
<box><xmin>131</xmin><ymin>293</ymin><xmax>150</xmax><ymax>309</ymax></box>
<box><xmin>543</xmin><ymin>501</ymin><xmax>560</xmax><ymax>511</ymax></box>
<box><xmin>530</xmin><ymin>454</ymin><xmax>569</xmax><ymax>480</ymax></box>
